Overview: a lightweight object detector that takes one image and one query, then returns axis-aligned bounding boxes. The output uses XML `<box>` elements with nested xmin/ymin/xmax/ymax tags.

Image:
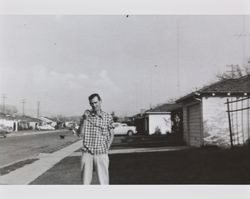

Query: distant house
<box><xmin>134</xmin><ymin>103</ymin><xmax>182</xmax><ymax>135</ymax></box>
<box><xmin>0</xmin><ymin>113</ymin><xmax>19</xmax><ymax>132</ymax></box>
<box><xmin>39</xmin><ymin>116</ymin><xmax>57</xmax><ymax>127</ymax></box>
<box><xmin>0</xmin><ymin>113</ymin><xmax>44</xmax><ymax>131</ymax></box>
<box><xmin>176</xmin><ymin>74</ymin><xmax>250</xmax><ymax>147</ymax></box>
<box><xmin>17</xmin><ymin>115</ymin><xmax>43</xmax><ymax>130</ymax></box>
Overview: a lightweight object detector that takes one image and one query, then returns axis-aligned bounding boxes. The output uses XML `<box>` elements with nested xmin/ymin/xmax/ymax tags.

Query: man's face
<box><xmin>89</xmin><ymin>96</ymin><xmax>102</xmax><ymax>112</ymax></box>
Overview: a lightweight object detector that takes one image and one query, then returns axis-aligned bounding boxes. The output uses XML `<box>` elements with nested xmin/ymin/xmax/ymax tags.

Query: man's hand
<box><xmin>75</xmin><ymin>110</ymin><xmax>91</xmax><ymax>138</ymax></box>
<box><xmin>108</xmin><ymin>129</ymin><xmax>114</xmax><ymax>149</ymax></box>
<box><xmin>83</xmin><ymin>110</ymin><xmax>90</xmax><ymax>120</ymax></box>
<box><xmin>72</xmin><ymin>128</ymin><xmax>78</xmax><ymax>136</ymax></box>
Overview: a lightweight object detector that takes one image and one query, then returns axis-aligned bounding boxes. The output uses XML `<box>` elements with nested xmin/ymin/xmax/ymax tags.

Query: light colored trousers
<box><xmin>81</xmin><ymin>152</ymin><xmax>109</xmax><ymax>185</ymax></box>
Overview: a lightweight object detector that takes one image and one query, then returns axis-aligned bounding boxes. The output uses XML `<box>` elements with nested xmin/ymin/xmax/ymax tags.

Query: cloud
<box><xmin>95</xmin><ymin>70</ymin><xmax>120</xmax><ymax>92</ymax></box>
<box><xmin>78</xmin><ymin>73</ymin><xmax>88</xmax><ymax>80</ymax></box>
<box><xmin>0</xmin><ymin>65</ymin><xmax>89</xmax><ymax>96</ymax></box>
<box><xmin>32</xmin><ymin>66</ymin><xmax>89</xmax><ymax>90</ymax></box>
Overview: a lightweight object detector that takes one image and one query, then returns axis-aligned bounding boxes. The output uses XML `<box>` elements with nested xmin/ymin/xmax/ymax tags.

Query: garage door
<box><xmin>187</xmin><ymin>103</ymin><xmax>202</xmax><ymax>146</ymax></box>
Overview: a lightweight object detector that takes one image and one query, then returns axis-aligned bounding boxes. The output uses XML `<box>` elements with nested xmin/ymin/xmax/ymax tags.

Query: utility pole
<box><xmin>150</xmin><ymin>65</ymin><xmax>158</xmax><ymax>109</ymax></box>
<box><xmin>233</xmin><ymin>15</ymin><xmax>250</xmax><ymax>67</ymax></box>
<box><xmin>21</xmin><ymin>99</ymin><xmax>26</xmax><ymax>116</ymax></box>
<box><xmin>37</xmin><ymin>101</ymin><xmax>40</xmax><ymax>118</ymax></box>
<box><xmin>176</xmin><ymin>18</ymin><xmax>181</xmax><ymax>97</ymax></box>
<box><xmin>2</xmin><ymin>94</ymin><xmax>7</xmax><ymax>114</ymax></box>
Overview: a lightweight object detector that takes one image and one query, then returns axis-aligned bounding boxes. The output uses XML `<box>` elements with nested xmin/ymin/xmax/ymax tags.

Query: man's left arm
<box><xmin>108</xmin><ymin>115</ymin><xmax>115</xmax><ymax>149</ymax></box>
<box><xmin>108</xmin><ymin>128</ymin><xmax>114</xmax><ymax>149</ymax></box>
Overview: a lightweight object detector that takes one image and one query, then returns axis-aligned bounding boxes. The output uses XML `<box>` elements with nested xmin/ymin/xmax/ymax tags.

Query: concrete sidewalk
<box><xmin>71</xmin><ymin>146</ymin><xmax>189</xmax><ymax>156</ymax></box>
<box><xmin>0</xmin><ymin>140</ymin><xmax>188</xmax><ymax>185</ymax></box>
<box><xmin>0</xmin><ymin>140</ymin><xmax>82</xmax><ymax>185</ymax></box>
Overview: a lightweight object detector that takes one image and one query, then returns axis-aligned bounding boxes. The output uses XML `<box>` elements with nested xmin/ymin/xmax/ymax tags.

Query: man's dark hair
<box><xmin>88</xmin><ymin>93</ymin><xmax>102</xmax><ymax>101</ymax></box>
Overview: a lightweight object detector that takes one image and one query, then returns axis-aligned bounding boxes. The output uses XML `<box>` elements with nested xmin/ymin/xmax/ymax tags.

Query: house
<box><xmin>176</xmin><ymin>74</ymin><xmax>250</xmax><ymax>147</ymax></box>
<box><xmin>39</xmin><ymin>116</ymin><xmax>57</xmax><ymax>127</ymax></box>
<box><xmin>0</xmin><ymin>113</ymin><xmax>19</xmax><ymax>132</ymax></box>
<box><xmin>17</xmin><ymin>115</ymin><xmax>43</xmax><ymax>130</ymax></box>
<box><xmin>134</xmin><ymin>103</ymin><xmax>182</xmax><ymax>135</ymax></box>
<box><xmin>12</xmin><ymin>115</ymin><xmax>29</xmax><ymax>130</ymax></box>
<box><xmin>0</xmin><ymin>113</ymin><xmax>44</xmax><ymax>131</ymax></box>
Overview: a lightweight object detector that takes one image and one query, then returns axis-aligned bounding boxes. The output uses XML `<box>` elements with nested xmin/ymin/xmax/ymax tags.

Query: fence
<box><xmin>226</xmin><ymin>97</ymin><xmax>250</xmax><ymax>147</ymax></box>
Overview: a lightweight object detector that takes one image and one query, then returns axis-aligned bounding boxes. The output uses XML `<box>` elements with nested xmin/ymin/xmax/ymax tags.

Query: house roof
<box><xmin>0</xmin><ymin>113</ymin><xmax>16</xmax><ymax>120</ymax></box>
<box><xmin>21</xmin><ymin>116</ymin><xmax>43</xmax><ymax>122</ymax></box>
<box><xmin>0</xmin><ymin>113</ymin><xmax>44</xmax><ymax>122</ymax></box>
<box><xmin>200</xmin><ymin>74</ymin><xmax>250</xmax><ymax>93</ymax></box>
<box><xmin>10</xmin><ymin>115</ymin><xmax>42</xmax><ymax>122</ymax></box>
<box><xmin>144</xmin><ymin>103</ymin><xmax>182</xmax><ymax>114</ymax></box>
<box><xmin>176</xmin><ymin>74</ymin><xmax>250</xmax><ymax>102</ymax></box>
<box><xmin>40</xmin><ymin>116</ymin><xmax>57</xmax><ymax>122</ymax></box>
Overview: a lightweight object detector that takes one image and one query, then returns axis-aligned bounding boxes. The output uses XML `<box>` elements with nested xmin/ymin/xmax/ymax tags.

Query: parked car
<box><xmin>65</xmin><ymin>121</ymin><xmax>78</xmax><ymax>130</ymax></box>
<box><xmin>113</xmin><ymin>122</ymin><xmax>137</xmax><ymax>136</ymax></box>
<box><xmin>37</xmin><ymin>124</ymin><xmax>55</xmax><ymax>130</ymax></box>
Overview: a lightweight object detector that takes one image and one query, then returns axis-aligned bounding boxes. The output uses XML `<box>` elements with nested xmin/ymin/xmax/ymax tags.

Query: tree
<box><xmin>0</xmin><ymin>105</ymin><xmax>18</xmax><ymax>115</ymax></box>
<box><xmin>216</xmin><ymin>65</ymin><xmax>250</xmax><ymax>80</ymax></box>
<box><xmin>111</xmin><ymin>111</ymin><xmax>118</xmax><ymax>122</ymax></box>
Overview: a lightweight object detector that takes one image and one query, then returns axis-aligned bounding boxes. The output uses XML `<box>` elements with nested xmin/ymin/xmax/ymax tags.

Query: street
<box><xmin>0</xmin><ymin>130</ymin><xmax>80</xmax><ymax>168</ymax></box>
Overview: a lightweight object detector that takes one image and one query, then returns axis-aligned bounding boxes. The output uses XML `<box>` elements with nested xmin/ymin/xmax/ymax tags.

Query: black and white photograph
<box><xmin>0</xmin><ymin>0</ymin><xmax>250</xmax><ymax>198</ymax></box>
<box><xmin>1</xmin><ymin>14</ymin><xmax>250</xmax><ymax>185</ymax></box>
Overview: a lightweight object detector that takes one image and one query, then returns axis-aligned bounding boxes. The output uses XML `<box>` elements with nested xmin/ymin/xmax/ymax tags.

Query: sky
<box><xmin>0</xmin><ymin>15</ymin><xmax>250</xmax><ymax>117</ymax></box>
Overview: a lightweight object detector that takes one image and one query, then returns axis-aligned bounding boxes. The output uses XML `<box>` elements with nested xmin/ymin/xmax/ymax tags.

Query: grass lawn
<box><xmin>0</xmin><ymin>158</ymin><xmax>39</xmax><ymax>176</ymax></box>
<box><xmin>30</xmin><ymin>147</ymin><xmax>250</xmax><ymax>184</ymax></box>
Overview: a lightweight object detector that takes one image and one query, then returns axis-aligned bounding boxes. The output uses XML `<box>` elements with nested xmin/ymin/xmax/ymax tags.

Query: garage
<box><xmin>187</xmin><ymin>103</ymin><xmax>202</xmax><ymax>147</ymax></box>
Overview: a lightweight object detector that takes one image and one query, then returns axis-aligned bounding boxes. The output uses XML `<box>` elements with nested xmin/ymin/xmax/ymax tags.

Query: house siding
<box><xmin>202</xmin><ymin>97</ymin><xmax>249</xmax><ymax>146</ymax></box>
<box><xmin>0</xmin><ymin>119</ymin><xmax>17</xmax><ymax>131</ymax></box>
<box><xmin>182</xmin><ymin>106</ymin><xmax>189</xmax><ymax>144</ymax></box>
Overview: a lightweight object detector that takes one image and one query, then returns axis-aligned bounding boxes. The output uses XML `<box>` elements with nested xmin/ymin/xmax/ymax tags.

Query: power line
<box><xmin>21</xmin><ymin>99</ymin><xmax>26</xmax><ymax>116</ymax></box>
<box><xmin>2</xmin><ymin>94</ymin><xmax>7</xmax><ymax>114</ymax></box>
<box><xmin>37</xmin><ymin>101</ymin><xmax>40</xmax><ymax>118</ymax></box>
<box><xmin>150</xmin><ymin>65</ymin><xmax>158</xmax><ymax>109</ymax></box>
<box><xmin>176</xmin><ymin>19</ymin><xmax>180</xmax><ymax>97</ymax></box>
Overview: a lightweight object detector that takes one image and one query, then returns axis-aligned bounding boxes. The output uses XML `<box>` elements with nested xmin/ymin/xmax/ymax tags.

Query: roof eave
<box><xmin>145</xmin><ymin>111</ymin><xmax>171</xmax><ymax>114</ymax></box>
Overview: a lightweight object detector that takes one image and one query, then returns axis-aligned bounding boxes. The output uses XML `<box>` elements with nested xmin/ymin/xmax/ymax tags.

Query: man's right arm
<box><xmin>76</xmin><ymin>116</ymin><xmax>84</xmax><ymax>137</ymax></box>
<box><xmin>76</xmin><ymin>110</ymin><xmax>90</xmax><ymax>137</ymax></box>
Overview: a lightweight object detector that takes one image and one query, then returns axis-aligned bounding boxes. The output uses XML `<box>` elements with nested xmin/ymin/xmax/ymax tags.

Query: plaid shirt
<box><xmin>78</xmin><ymin>110</ymin><xmax>114</xmax><ymax>155</ymax></box>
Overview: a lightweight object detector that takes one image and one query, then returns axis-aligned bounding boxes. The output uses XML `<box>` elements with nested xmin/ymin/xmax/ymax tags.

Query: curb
<box><xmin>7</xmin><ymin>129</ymin><xmax>69</xmax><ymax>137</ymax></box>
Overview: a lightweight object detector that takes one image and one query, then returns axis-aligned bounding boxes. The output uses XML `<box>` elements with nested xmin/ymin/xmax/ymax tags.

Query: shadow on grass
<box><xmin>31</xmin><ymin>146</ymin><xmax>250</xmax><ymax>184</ymax></box>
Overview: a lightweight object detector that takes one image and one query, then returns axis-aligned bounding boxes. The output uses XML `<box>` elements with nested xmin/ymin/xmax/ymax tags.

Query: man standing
<box><xmin>77</xmin><ymin>93</ymin><xmax>114</xmax><ymax>185</ymax></box>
